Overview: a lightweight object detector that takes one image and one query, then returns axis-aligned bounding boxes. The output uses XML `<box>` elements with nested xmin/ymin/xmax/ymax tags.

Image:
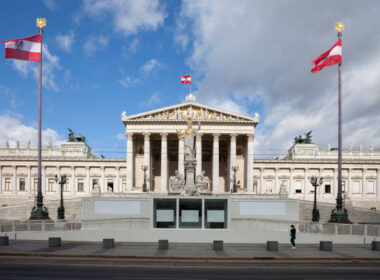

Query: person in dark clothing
<box><xmin>290</xmin><ymin>225</ymin><xmax>296</xmax><ymax>249</ymax></box>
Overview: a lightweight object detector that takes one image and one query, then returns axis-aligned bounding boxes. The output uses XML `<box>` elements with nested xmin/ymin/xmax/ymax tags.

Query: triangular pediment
<box><xmin>122</xmin><ymin>101</ymin><xmax>259</xmax><ymax>124</ymax></box>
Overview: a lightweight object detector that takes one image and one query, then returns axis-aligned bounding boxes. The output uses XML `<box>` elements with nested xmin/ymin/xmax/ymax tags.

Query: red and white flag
<box><xmin>311</xmin><ymin>39</ymin><xmax>342</xmax><ymax>73</ymax></box>
<box><xmin>181</xmin><ymin>75</ymin><xmax>191</xmax><ymax>84</ymax></box>
<box><xmin>2</xmin><ymin>34</ymin><xmax>41</xmax><ymax>61</ymax></box>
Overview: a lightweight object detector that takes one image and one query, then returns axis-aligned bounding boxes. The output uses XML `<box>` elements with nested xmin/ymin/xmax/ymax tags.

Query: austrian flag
<box><xmin>181</xmin><ymin>75</ymin><xmax>191</xmax><ymax>84</ymax></box>
<box><xmin>2</xmin><ymin>34</ymin><xmax>41</xmax><ymax>61</ymax></box>
<box><xmin>311</xmin><ymin>39</ymin><xmax>342</xmax><ymax>73</ymax></box>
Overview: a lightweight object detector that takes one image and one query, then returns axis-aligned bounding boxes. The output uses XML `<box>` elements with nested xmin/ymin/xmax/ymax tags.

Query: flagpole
<box><xmin>329</xmin><ymin>21</ymin><xmax>350</xmax><ymax>223</ymax></box>
<box><xmin>30</xmin><ymin>18</ymin><xmax>49</xmax><ymax>220</ymax></box>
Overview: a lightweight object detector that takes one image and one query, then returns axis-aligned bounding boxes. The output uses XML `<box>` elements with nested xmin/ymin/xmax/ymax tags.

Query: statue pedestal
<box><xmin>184</xmin><ymin>160</ymin><xmax>197</xmax><ymax>187</ymax></box>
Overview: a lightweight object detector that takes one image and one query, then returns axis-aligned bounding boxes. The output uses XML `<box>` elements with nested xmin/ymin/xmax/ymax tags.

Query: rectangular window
<box><xmin>122</xmin><ymin>179</ymin><xmax>126</xmax><ymax>192</ymax></box>
<box><xmin>107</xmin><ymin>180</ymin><xmax>114</xmax><ymax>192</ymax></box>
<box><xmin>4</xmin><ymin>178</ymin><xmax>11</xmax><ymax>191</ymax></box>
<box><xmin>77</xmin><ymin>179</ymin><xmax>84</xmax><ymax>192</ymax></box>
<box><xmin>33</xmin><ymin>178</ymin><xmax>38</xmax><ymax>191</ymax></box>
<box><xmin>367</xmin><ymin>181</ymin><xmax>375</xmax><ymax>193</ymax></box>
<box><xmin>19</xmin><ymin>178</ymin><xmax>26</xmax><ymax>191</ymax></box>
<box><xmin>47</xmin><ymin>178</ymin><xmax>55</xmax><ymax>192</ymax></box>
<box><xmin>92</xmin><ymin>179</ymin><xmax>99</xmax><ymax>190</ymax></box>
<box><xmin>342</xmin><ymin>181</ymin><xmax>346</xmax><ymax>193</ymax></box>
<box><xmin>63</xmin><ymin>178</ymin><xmax>70</xmax><ymax>192</ymax></box>
<box><xmin>353</xmin><ymin>181</ymin><xmax>360</xmax><ymax>193</ymax></box>
<box><xmin>295</xmin><ymin>180</ymin><xmax>302</xmax><ymax>193</ymax></box>
<box><xmin>325</xmin><ymin>184</ymin><xmax>331</xmax><ymax>193</ymax></box>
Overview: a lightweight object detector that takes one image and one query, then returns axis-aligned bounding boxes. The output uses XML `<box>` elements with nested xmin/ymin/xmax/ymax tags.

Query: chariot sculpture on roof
<box><xmin>68</xmin><ymin>129</ymin><xmax>86</xmax><ymax>143</ymax></box>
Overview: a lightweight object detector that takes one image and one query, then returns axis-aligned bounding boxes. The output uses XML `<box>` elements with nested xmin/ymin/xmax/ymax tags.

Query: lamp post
<box><xmin>141</xmin><ymin>165</ymin><xmax>148</xmax><ymax>192</ymax></box>
<box><xmin>310</xmin><ymin>176</ymin><xmax>323</xmax><ymax>222</ymax></box>
<box><xmin>55</xmin><ymin>174</ymin><xmax>66</xmax><ymax>220</ymax></box>
<box><xmin>231</xmin><ymin>165</ymin><xmax>239</xmax><ymax>193</ymax></box>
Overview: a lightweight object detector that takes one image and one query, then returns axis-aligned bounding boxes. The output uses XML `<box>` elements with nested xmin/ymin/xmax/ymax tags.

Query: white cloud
<box><xmin>0</xmin><ymin>114</ymin><xmax>63</xmax><ymax>148</ymax></box>
<box><xmin>83</xmin><ymin>36</ymin><xmax>109</xmax><ymax>56</ymax></box>
<box><xmin>140</xmin><ymin>92</ymin><xmax>161</xmax><ymax>107</ymax></box>
<box><xmin>177</xmin><ymin>0</ymin><xmax>380</xmax><ymax>155</ymax></box>
<box><xmin>122</xmin><ymin>38</ymin><xmax>139</xmax><ymax>59</ymax></box>
<box><xmin>140</xmin><ymin>59</ymin><xmax>163</xmax><ymax>75</ymax></box>
<box><xmin>11</xmin><ymin>43</ymin><xmax>60</xmax><ymax>91</ymax></box>
<box><xmin>55</xmin><ymin>31</ymin><xmax>75</xmax><ymax>52</ymax></box>
<box><xmin>43</xmin><ymin>0</ymin><xmax>57</xmax><ymax>11</ymax></box>
<box><xmin>83</xmin><ymin>0</ymin><xmax>166</xmax><ymax>36</ymax></box>
<box><xmin>118</xmin><ymin>75</ymin><xmax>140</xmax><ymax>88</ymax></box>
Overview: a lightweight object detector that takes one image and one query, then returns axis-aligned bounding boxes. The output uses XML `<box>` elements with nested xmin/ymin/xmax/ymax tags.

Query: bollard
<box><xmin>213</xmin><ymin>240</ymin><xmax>223</xmax><ymax>250</ymax></box>
<box><xmin>158</xmin><ymin>239</ymin><xmax>168</xmax><ymax>250</ymax></box>
<box><xmin>319</xmin><ymin>241</ymin><xmax>333</xmax><ymax>251</ymax></box>
<box><xmin>0</xmin><ymin>236</ymin><xmax>9</xmax><ymax>246</ymax></box>
<box><xmin>48</xmin><ymin>237</ymin><xmax>62</xmax><ymax>248</ymax></box>
<box><xmin>266</xmin><ymin>241</ymin><xmax>278</xmax><ymax>251</ymax></box>
<box><xmin>103</xmin><ymin>238</ymin><xmax>115</xmax><ymax>249</ymax></box>
<box><xmin>371</xmin><ymin>241</ymin><xmax>380</xmax><ymax>251</ymax></box>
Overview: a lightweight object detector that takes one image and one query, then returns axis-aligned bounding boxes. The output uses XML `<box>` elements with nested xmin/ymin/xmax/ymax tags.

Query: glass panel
<box><xmin>205</xmin><ymin>199</ymin><xmax>227</xmax><ymax>229</ymax></box>
<box><xmin>179</xmin><ymin>199</ymin><xmax>202</xmax><ymax>229</ymax></box>
<box><xmin>154</xmin><ymin>199</ymin><xmax>176</xmax><ymax>228</ymax></box>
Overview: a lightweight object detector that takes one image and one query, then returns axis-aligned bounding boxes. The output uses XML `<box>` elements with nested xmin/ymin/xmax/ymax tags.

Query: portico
<box><xmin>122</xmin><ymin>94</ymin><xmax>259</xmax><ymax>193</ymax></box>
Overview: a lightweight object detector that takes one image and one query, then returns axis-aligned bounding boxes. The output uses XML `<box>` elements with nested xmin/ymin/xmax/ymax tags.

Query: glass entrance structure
<box><xmin>153</xmin><ymin>198</ymin><xmax>228</xmax><ymax>229</ymax></box>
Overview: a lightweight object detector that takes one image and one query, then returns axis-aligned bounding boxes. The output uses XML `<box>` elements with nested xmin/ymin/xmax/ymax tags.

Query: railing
<box><xmin>231</xmin><ymin>218</ymin><xmax>380</xmax><ymax>237</ymax></box>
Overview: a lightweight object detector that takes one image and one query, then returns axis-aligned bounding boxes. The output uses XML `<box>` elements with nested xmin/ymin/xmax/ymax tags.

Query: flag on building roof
<box><xmin>181</xmin><ymin>75</ymin><xmax>191</xmax><ymax>84</ymax></box>
<box><xmin>311</xmin><ymin>39</ymin><xmax>342</xmax><ymax>73</ymax></box>
<box><xmin>2</xmin><ymin>34</ymin><xmax>41</xmax><ymax>61</ymax></box>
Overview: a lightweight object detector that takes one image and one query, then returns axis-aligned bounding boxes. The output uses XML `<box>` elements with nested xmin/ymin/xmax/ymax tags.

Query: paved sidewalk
<box><xmin>0</xmin><ymin>240</ymin><xmax>379</xmax><ymax>260</ymax></box>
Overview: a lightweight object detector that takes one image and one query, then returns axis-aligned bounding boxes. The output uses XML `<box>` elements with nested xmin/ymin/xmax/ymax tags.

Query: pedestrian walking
<box><xmin>290</xmin><ymin>225</ymin><xmax>296</xmax><ymax>249</ymax></box>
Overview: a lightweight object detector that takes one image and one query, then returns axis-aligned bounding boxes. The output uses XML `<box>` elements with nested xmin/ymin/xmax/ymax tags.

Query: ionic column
<box><xmin>259</xmin><ymin>168</ymin><xmax>264</xmax><ymax>194</ymax></box>
<box><xmin>143</xmin><ymin>133</ymin><xmax>151</xmax><ymax>190</ymax></box>
<box><xmin>212</xmin><ymin>133</ymin><xmax>220</xmax><ymax>192</ymax></box>
<box><xmin>115</xmin><ymin>167</ymin><xmax>120</xmax><ymax>193</ymax></box>
<box><xmin>377</xmin><ymin>168</ymin><xmax>380</xmax><ymax>198</ymax></box>
<box><xmin>246</xmin><ymin>134</ymin><xmax>254</xmax><ymax>192</ymax></box>
<box><xmin>86</xmin><ymin>167</ymin><xmax>91</xmax><ymax>195</ymax></box>
<box><xmin>348</xmin><ymin>168</ymin><xmax>352</xmax><ymax>198</ymax></box>
<box><xmin>160</xmin><ymin>133</ymin><xmax>168</xmax><ymax>192</ymax></box>
<box><xmin>178</xmin><ymin>136</ymin><xmax>184</xmax><ymax>176</ymax></box>
<box><xmin>71</xmin><ymin>167</ymin><xmax>75</xmax><ymax>194</ymax></box>
<box><xmin>274</xmin><ymin>168</ymin><xmax>279</xmax><ymax>194</ymax></box>
<box><xmin>229</xmin><ymin>134</ymin><xmax>237</xmax><ymax>191</ymax></box>
<box><xmin>126</xmin><ymin>132</ymin><xmax>134</xmax><ymax>191</ymax></box>
<box><xmin>13</xmin><ymin>165</ymin><xmax>17</xmax><ymax>193</ymax></box>
<box><xmin>196</xmin><ymin>133</ymin><xmax>203</xmax><ymax>176</ymax></box>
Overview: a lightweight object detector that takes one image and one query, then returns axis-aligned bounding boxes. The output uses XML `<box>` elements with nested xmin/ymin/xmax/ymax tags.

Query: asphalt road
<box><xmin>1</xmin><ymin>261</ymin><xmax>380</xmax><ymax>280</ymax></box>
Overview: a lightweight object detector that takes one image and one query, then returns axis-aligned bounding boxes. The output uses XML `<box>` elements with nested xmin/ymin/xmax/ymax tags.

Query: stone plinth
<box><xmin>103</xmin><ymin>238</ymin><xmax>115</xmax><ymax>249</ymax></box>
<box><xmin>213</xmin><ymin>240</ymin><xmax>223</xmax><ymax>250</ymax></box>
<box><xmin>158</xmin><ymin>239</ymin><xmax>168</xmax><ymax>249</ymax></box>
<box><xmin>0</xmin><ymin>236</ymin><xmax>9</xmax><ymax>246</ymax></box>
<box><xmin>266</xmin><ymin>241</ymin><xmax>278</xmax><ymax>251</ymax></box>
<box><xmin>48</xmin><ymin>237</ymin><xmax>62</xmax><ymax>247</ymax></box>
<box><xmin>319</xmin><ymin>241</ymin><xmax>332</xmax><ymax>251</ymax></box>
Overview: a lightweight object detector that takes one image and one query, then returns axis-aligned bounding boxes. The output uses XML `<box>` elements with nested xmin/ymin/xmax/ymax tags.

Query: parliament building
<box><xmin>1</xmin><ymin>94</ymin><xmax>379</xmax><ymax>211</ymax></box>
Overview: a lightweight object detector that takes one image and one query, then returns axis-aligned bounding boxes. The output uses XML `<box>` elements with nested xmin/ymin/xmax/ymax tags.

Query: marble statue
<box><xmin>177</xmin><ymin>117</ymin><xmax>201</xmax><ymax>161</ymax></box>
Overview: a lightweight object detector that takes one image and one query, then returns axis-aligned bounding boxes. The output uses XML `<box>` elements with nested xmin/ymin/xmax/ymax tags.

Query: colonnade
<box><xmin>126</xmin><ymin>132</ymin><xmax>255</xmax><ymax>192</ymax></box>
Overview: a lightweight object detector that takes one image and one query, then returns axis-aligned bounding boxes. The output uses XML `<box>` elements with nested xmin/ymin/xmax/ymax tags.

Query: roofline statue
<box><xmin>67</xmin><ymin>128</ymin><xmax>86</xmax><ymax>143</ymax></box>
<box><xmin>294</xmin><ymin>130</ymin><xmax>312</xmax><ymax>144</ymax></box>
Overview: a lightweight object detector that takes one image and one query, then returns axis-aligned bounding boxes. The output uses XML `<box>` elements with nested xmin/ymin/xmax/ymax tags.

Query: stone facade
<box><xmin>0</xmin><ymin>95</ymin><xmax>379</xmax><ymax>210</ymax></box>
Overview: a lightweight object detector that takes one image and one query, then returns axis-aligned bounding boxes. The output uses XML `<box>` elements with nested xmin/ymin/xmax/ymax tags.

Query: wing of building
<box><xmin>1</xmin><ymin>94</ymin><xmax>379</xmax><ymax>212</ymax></box>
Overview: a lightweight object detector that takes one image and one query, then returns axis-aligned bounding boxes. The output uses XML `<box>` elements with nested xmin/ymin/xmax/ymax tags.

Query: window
<box><xmin>295</xmin><ymin>180</ymin><xmax>302</xmax><ymax>193</ymax></box>
<box><xmin>253</xmin><ymin>180</ymin><xmax>258</xmax><ymax>192</ymax></box>
<box><xmin>63</xmin><ymin>178</ymin><xmax>70</xmax><ymax>192</ymax></box>
<box><xmin>19</xmin><ymin>178</ymin><xmax>26</xmax><ymax>191</ymax></box>
<box><xmin>107</xmin><ymin>180</ymin><xmax>114</xmax><ymax>192</ymax></box>
<box><xmin>342</xmin><ymin>181</ymin><xmax>346</xmax><ymax>193</ymax></box>
<box><xmin>4</xmin><ymin>178</ymin><xmax>11</xmax><ymax>191</ymax></box>
<box><xmin>122</xmin><ymin>179</ymin><xmax>126</xmax><ymax>192</ymax></box>
<box><xmin>367</xmin><ymin>181</ymin><xmax>375</xmax><ymax>194</ymax></box>
<box><xmin>92</xmin><ymin>179</ymin><xmax>99</xmax><ymax>190</ymax></box>
<box><xmin>353</xmin><ymin>181</ymin><xmax>360</xmax><ymax>193</ymax></box>
<box><xmin>77</xmin><ymin>179</ymin><xmax>84</xmax><ymax>192</ymax></box>
<box><xmin>325</xmin><ymin>184</ymin><xmax>331</xmax><ymax>193</ymax></box>
<box><xmin>33</xmin><ymin>178</ymin><xmax>38</xmax><ymax>191</ymax></box>
<box><xmin>48</xmin><ymin>178</ymin><xmax>55</xmax><ymax>192</ymax></box>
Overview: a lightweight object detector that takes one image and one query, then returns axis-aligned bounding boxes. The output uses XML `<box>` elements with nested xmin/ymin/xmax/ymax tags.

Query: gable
<box><xmin>122</xmin><ymin>101</ymin><xmax>259</xmax><ymax>124</ymax></box>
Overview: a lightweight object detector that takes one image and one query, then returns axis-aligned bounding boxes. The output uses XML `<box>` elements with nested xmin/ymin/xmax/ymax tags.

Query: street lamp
<box><xmin>310</xmin><ymin>176</ymin><xmax>323</xmax><ymax>222</ymax></box>
<box><xmin>141</xmin><ymin>165</ymin><xmax>148</xmax><ymax>192</ymax></box>
<box><xmin>231</xmin><ymin>165</ymin><xmax>239</xmax><ymax>193</ymax></box>
<box><xmin>55</xmin><ymin>174</ymin><xmax>66</xmax><ymax>220</ymax></box>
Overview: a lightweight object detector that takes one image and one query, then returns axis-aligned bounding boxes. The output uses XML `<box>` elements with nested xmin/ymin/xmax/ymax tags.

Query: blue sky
<box><xmin>1</xmin><ymin>0</ymin><xmax>379</xmax><ymax>158</ymax></box>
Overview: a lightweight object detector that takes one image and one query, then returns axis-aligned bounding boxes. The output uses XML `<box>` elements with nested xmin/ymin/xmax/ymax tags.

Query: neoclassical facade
<box><xmin>0</xmin><ymin>94</ymin><xmax>379</xmax><ymax>209</ymax></box>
